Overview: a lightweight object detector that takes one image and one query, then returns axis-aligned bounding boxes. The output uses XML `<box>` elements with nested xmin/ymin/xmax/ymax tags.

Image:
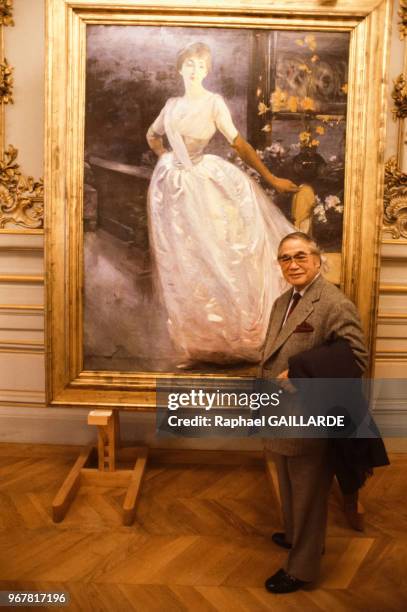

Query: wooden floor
<box><xmin>0</xmin><ymin>443</ymin><xmax>406</xmax><ymax>612</ymax></box>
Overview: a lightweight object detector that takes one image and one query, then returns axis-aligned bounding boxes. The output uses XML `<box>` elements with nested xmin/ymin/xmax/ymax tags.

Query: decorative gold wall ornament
<box><xmin>0</xmin><ymin>145</ymin><xmax>44</xmax><ymax>229</ymax></box>
<box><xmin>392</xmin><ymin>74</ymin><xmax>407</xmax><ymax>120</ymax></box>
<box><xmin>399</xmin><ymin>1</ymin><xmax>407</xmax><ymax>39</ymax></box>
<box><xmin>0</xmin><ymin>58</ymin><xmax>13</xmax><ymax>104</ymax></box>
<box><xmin>0</xmin><ymin>0</ymin><xmax>13</xmax><ymax>27</ymax></box>
<box><xmin>383</xmin><ymin>156</ymin><xmax>407</xmax><ymax>239</ymax></box>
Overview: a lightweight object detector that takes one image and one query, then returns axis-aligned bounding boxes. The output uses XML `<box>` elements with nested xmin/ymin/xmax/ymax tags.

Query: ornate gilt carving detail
<box><xmin>400</xmin><ymin>1</ymin><xmax>407</xmax><ymax>39</ymax></box>
<box><xmin>392</xmin><ymin>74</ymin><xmax>407</xmax><ymax>120</ymax></box>
<box><xmin>0</xmin><ymin>58</ymin><xmax>13</xmax><ymax>104</ymax></box>
<box><xmin>0</xmin><ymin>0</ymin><xmax>13</xmax><ymax>27</ymax></box>
<box><xmin>383</xmin><ymin>156</ymin><xmax>407</xmax><ymax>239</ymax></box>
<box><xmin>0</xmin><ymin>145</ymin><xmax>44</xmax><ymax>229</ymax></box>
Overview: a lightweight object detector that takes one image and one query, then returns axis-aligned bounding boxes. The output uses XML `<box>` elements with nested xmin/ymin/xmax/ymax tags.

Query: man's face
<box><xmin>278</xmin><ymin>238</ymin><xmax>321</xmax><ymax>290</ymax></box>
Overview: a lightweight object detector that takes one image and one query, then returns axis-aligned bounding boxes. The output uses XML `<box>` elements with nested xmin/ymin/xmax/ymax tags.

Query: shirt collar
<box><xmin>292</xmin><ymin>272</ymin><xmax>320</xmax><ymax>298</ymax></box>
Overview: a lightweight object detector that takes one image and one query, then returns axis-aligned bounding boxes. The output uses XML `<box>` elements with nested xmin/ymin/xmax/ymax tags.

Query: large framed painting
<box><xmin>45</xmin><ymin>0</ymin><xmax>391</xmax><ymax>408</ymax></box>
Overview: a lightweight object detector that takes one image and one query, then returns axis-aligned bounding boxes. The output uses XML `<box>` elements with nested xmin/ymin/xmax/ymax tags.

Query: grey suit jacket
<box><xmin>260</xmin><ymin>275</ymin><xmax>368</xmax><ymax>456</ymax></box>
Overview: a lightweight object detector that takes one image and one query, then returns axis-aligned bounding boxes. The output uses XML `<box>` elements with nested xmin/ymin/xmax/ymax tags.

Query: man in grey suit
<box><xmin>261</xmin><ymin>232</ymin><xmax>368</xmax><ymax>594</ymax></box>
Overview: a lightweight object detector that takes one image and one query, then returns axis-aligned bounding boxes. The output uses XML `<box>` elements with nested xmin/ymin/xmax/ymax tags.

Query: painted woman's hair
<box><xmin>176</xmin><ymin>42</ymin><xmax>212</xmax><ymax>72</ymax></box>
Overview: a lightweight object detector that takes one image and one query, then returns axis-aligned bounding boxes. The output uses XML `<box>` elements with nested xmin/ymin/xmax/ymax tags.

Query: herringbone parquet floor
<box><xmin>0</xmin><ymin>444</ymin><xmax>406</xmax><ymax>612</ymax></box>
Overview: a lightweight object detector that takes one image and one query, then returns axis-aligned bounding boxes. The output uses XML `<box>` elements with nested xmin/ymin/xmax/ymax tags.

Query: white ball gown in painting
<box><xmin>147</xmin><ymin>92</ymin><xmax>294</xmax><ymax>364</ymax></box>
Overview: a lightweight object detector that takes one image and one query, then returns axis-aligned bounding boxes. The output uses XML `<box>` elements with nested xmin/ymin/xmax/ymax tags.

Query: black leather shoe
<box><xmin>265</xmin><ymin>568</ymin><xmax>307</xmax><ymax>594</ymax></box>
<box><xmin>271</xmin><ymin>532</ymin><xmax>292</xmax><ymax>549</ymax></box>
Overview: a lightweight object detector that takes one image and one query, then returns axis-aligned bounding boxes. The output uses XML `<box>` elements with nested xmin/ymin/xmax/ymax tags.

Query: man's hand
<box><xmin>277</xmin><ymin>369</ymin><xmax>297</xmax><ymax>394</ymax></box>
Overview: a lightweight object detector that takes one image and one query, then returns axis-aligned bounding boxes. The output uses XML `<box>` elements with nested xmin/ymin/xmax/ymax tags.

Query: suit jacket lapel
<box><xmin>263</xmin><ymin>275</ymin><xmax>324</xmax><ymax>363</ymax></box>
<box><xmin>269</xmin><ymin>299</ymin><xmax>313</xmax><ymax>356</ymax></box>
<box><xmin>262</xmin><ymin>291</ymin><xmax>291</xmax><ymax>359</ymax></box>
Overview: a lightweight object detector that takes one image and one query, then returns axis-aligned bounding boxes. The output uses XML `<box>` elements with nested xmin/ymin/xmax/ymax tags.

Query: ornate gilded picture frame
<box><xmin>45</xmin><ymin>0</ymin><xmax>392</xmax><ymax>408</ymax></box>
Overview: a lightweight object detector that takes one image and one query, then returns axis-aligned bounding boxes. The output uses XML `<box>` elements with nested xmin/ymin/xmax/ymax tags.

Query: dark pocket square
<box><xmin>294</xmin><ymin>322</ymin><xmax>314</xmax><ymax>333</ymax></box>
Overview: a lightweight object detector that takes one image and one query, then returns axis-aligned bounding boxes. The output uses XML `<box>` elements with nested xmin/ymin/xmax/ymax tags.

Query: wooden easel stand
<box><xmin>52</xmin><ymin>410</ymin><xmax>148</xmax><ymax>526</ymax></box>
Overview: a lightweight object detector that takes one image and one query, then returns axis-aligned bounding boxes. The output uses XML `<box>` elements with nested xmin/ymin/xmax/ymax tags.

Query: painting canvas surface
<box><xmin>83</xmin><ymin>25</ymin><xmax>349</xmax><ymax>372</ymax></box>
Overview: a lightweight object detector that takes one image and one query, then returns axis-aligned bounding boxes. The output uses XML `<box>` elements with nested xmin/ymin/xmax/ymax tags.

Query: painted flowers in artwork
<box><xmin>313</xmin><ymin>194</ymin><xmax>344</xmax><ymax>223</ymax></box>
<box><xmin>229</xmin><ymin>138</ymin><xmax>344</xmax><ymax>240</ymax></box>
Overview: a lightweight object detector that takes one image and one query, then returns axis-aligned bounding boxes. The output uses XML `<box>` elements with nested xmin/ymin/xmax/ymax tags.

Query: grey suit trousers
<box><xmin>273</xmin><ymin>441</ymin><xmax>334</xmax><ymax>582</ymax></box>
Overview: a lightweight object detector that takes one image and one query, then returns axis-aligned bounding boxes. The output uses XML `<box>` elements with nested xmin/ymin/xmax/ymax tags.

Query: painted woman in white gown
<box><xmin>147</xmin><ymin>43</ymin><xmax>297</xmax><ymax>366</ymax></box>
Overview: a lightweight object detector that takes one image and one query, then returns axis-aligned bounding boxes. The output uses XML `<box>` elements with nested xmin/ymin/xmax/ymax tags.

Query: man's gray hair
<box><xmin>278</xmin><ymin>232</ymin><xmax>322</xmax><ymax>259</ymax></box>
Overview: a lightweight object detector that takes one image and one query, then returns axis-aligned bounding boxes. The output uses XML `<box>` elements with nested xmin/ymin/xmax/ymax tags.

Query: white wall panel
<box><xmin>376</xmin><ymin>338</ymin><xmax>407</xmax><ymax>351</ymax></box>
<box><xmin>377</xmin><ymin>321</ymin><xmax>407</xmax><ymax>338</ymax></box>
<box><xmin>0</xmin><ymin>310</ymin><xmax>44</xmax><ymax>332</ymax></box>
<box><xmin>375</xmin><ymin>361</ymin><xmax>407</xmax><ymax>377</ymax></box>
<box><xmin>378</xmin><ymin>294</ymin><xmax>407</xmax><ymax>313</ymax></box>
<box><xmin>0</xmin><ymin>249</ymin><xmax>44</xmax><ymax>276</ymax></box>
<box><xmin>0</xmin><ymin>283</ymin><xmax>44</xmax><ymax>305</ymax></box>
<box><xmin>0</xmin><ymin>330</ymin><xmax>44</xmax><ymax>343</ymax></box>
<box><xmin>379</xmin><ymin>261</ymin><xmax>407</xmax><ymax>284</ymax></box>
<box><xmin>0</xmin><ymin>251</ymin><xmax>44</xmax><ymax>275</ymax></box>
<box><xmin>380</xmin><ymin>242</ymin><xmax>407</xmax><ymax>259</ymax></box>
<box><xmin>0</xmin><ymin>352</ymin><xmax>45</xmax><ymax>402</ymax></box>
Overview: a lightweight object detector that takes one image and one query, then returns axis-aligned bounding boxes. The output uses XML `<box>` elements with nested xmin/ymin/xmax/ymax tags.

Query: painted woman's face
<box><xmin>179</xmin><ymin>55</ymin><xmax>208</xmax><ymax>86</ymax></box>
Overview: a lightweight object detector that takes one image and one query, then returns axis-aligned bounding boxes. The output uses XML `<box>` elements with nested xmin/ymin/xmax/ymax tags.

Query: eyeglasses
<box><xmin>277</xmin><ymin>252</ymin><xmax>316</xmax><ymax>266</ymax></box>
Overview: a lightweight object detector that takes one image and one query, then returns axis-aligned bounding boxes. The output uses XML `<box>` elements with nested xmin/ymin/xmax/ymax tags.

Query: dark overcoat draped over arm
<box><xmin>288</xmin><ymin>338</ymin><xmax>390</xmax><ymax>494</ymax></box>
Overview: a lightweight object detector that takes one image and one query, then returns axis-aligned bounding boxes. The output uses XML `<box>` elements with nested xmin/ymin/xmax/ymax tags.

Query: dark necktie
<box><xmin>286</xmin><ymin>292</ymin><xmax>301</xmax><ymax>319</ymax></box>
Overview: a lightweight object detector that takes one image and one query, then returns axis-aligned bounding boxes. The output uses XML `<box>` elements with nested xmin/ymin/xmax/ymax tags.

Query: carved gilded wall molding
<box><xmin>0</xmin><ymin>145</ymin><xmax>43</xmax><ymax>229</ymax></box>
<box><xmin>0</xmin><ymin>0</ymin><xmax>13</xmax><ymax>27</ymax></box>
<box><xmin>392</xmin><ymin>73</ymin><xmax>407</xmax><ymax>120</ymax></box>
<box><xmin>0</xmin><ymin>1</ymin><xmax>44</xmax><ymax>229</ymax></box>
<box><xmin>0</xmin><ymin>57</ymin><xmax>13</xmax><ymax>104</ymax></box>
<box><xmin>383</xmin><ymin>156</ymin><xmax>407</xmax><ymax>239</ymax></box>
<box><xmin>400</xmin><ymin>1</ymin><xmax>407</xmax><ymax>39</ymax></box>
